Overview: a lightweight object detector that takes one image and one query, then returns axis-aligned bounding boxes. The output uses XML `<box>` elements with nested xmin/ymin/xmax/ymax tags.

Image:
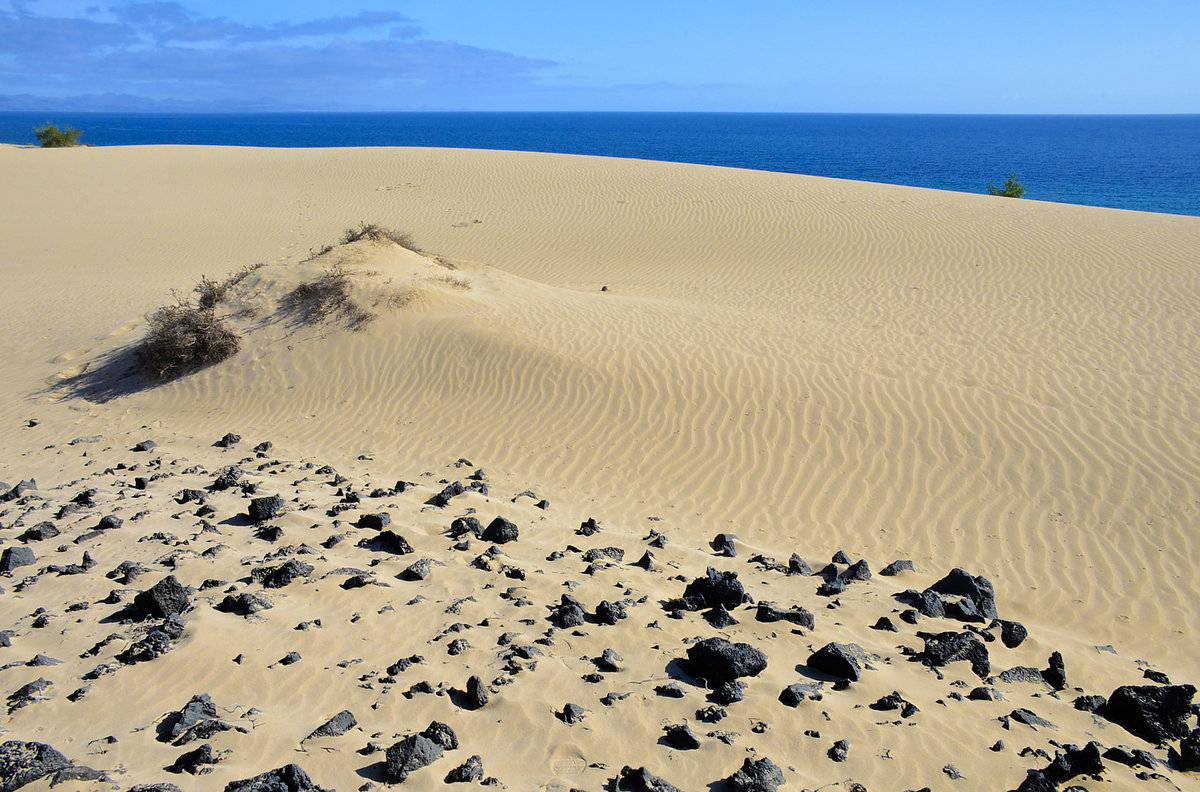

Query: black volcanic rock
<box><xmin>0</xmin><ymin>740</ymin><xmax>72</xmax><ymax>790</ymax></box>
<box><xmin>928</xmin><ymin>567</ymin><xmax>998</xmax><ymax>619</ymax></box>
<box><xmin>481</xmin><ymin>517</ymin><xmax>519</xmax><ymax>544</ymax></box>
<box><xmin>1175</xmin><ymin>729</ymin><xmax>1200</xmax><ymax>771</ymax></box>
<box><xmin>682</xmin><ymin>567</ymin><xmax>751</xmax><ymax>610</ymax></box>
<box><xmin>356</xmin><ymin>530</ymin><xmax>414</xmax><ymax>555</ymax></box>
<box><xmin>919</xmin><ymin>631</ymin><xmax>990</xmax><ymax>679</ymax></box>
<box><xmin>727</xmin><ymin>756</ymin><xmax>785</xmax><ymax>792</ymax></box>
<box><xmin>995</xmin><ymin>619</ymin><xmax>1029</xmax><ymax>648</ymax></box>
<box><xmin>445</xmin><ymin>755</ymin><xmax>484</xmax><ymax>784</ymax></box>
<box><xmin>464</xmin><ymin>675</ymin><xmax>489</xmax><ymax>710</ymax></box>
<box><xmin>355</xmin><ymin>513</ymin><xmax>390</xmax><ymax>530</ymax></box>
<box><xmin>251</xmin><ymin>560</ymin><xmax>313</xmax><ymax>589</ymax></box>
<box><xmin>247</xmin><ymin>495</ymin><xmax>284</xmax><ymax>523</ymax></box>
<box><xmin>1042</xmin><ymin>741</ymin><xmax>1105</xmax><ymax>783</ymax></box>
<box><xmin>710</xmin><ymin>533</ymin><xmax>737</xmax><ymax>557</ymax></box>
<box><xmin>807</xmin><ymin>642</ymin><xmax>868</xmax><ymax>682</ymax></box>
<box><xmin>215</xmin><ymin>592</ymin><xmax>273</xmax><ymax>616</ymax></box>
<box><xmin>1042</xmin><ymin>651</ymin><xmax>1068</xmax><ymax>691</ymax></box>
<box><xmin>385</xmin><ymin>735</ymin><xmax>442</xmax><ymax>783</ymax></box>
<box><xmin>305</xmin><ymin>710</ymin><xmax>357</xmax><ymax>741</ymax></box>
<box><xmin>755</xmin><ymin>602</ymin><xmax>814</xmax><ymax>629</ymax></box>
<box><xmin>1103</xmin><ymin>684</ymin><xmax>1196</xmax><ymax>743</ymax></box>
<box><xmin>616</xmin><ymin>766</ymin><xmax>683</xmax><ymax>792</ymax></box>
<box><xmin>222</xmin><ymin>763</ymin><xmax>330</xmax><ymax>792</ymax></box>
<box><xmin>0</xmin><ymin>546</ymin><xmax>36</xmax><ymax>575</ymax></box>
<box><xmin>134</xmin><ymin>575</ymin><xmax>193</xmax><ymax>619</ymax></box>
<box><xmin>880</xmin><ymin>559</ymin><xmax>915</xmax><ymax>576</ymax></box>
<box><xmin>685</xmin><ymin>637</ymin><xmax>767</xmax><ymax>686</ymax></box>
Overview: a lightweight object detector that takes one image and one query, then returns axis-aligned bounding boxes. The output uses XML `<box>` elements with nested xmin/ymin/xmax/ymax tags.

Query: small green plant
<box><xmin>282</xmin><ymin>264</ymin><xmax>375</xmax><ymax>330</ymax></box>
<box><xmin>34</xmin><ymin>122</ymin><xmax>82</xmax><ymax>148</ymax></box>
<box><xmin>988</xmin><ymin>173</ymin><xmax>1025</xmax><ymax>198</ymax></box>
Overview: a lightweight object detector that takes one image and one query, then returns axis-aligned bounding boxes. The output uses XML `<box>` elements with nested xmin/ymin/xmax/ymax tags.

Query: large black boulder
<box><xmin>0</xmin><ymin>740</ymin><xmax>72</xmax><ymax>792</ymax></box>
<box><xmin>928</xmin><ymin>568</ymin><xmax>998</xmax><ymax>619</ymax></box>
<box><xmin>1103</xmin><ymin>684</ymin><xmax>1196</xmax><ymax>744</ymax></box>
<box><xmin>728</xmin><ymin>756</ymin><xmax>785</xmax><ymax>792</ymax></box>
<box><xmin>685</xmin><ymin>637</ymin><xmax>767</xmax><ymax>686</ymax></box>
<box><xmin>755</xmin><ymin>602</ymin><xmax>814</xmax><ymax>629</ymax></box>
<box><xmin>385</xmin><ymin>734</ymin><xmax>442</xmax><ymax>783</ymax></box>
<box><xmin>304</xmin><ymin>710</ymin><xmax>357</xmax><ymax>741</ymax></box>
<box><xmin>133</xmin><ymin>575</ymin><xmax>193</xmax><ymax>619</ymax></box>
<box><xmin>682</xmin><ymin>567</ymin><xmax>751</xmax><ymax>610</ymax></box>
<box><xmin>616</xmin><ymin>766</ymin><xmax>683</xmax><ymax>792</ymax></box>
<box><xmin>1176</xmin><ymin>728</ymin><xmax>1200</xmax><ymax>771</ymax></box>
<box><xmin>1042</xmin><ymin>741</ymin><xmax>1105</xmax><ymax>784</ymax></box>
<box><xmin>356</xmin><ymin>530</ymin><xmax>414</xmax><ymax>555</ymax></box>
<box><xmin>222</xmin><ymin>763</ymin><xmax>330</xmax><ymax>792</ymax></box>
<box><xmin>0</xmin><ymin>547</ymin><xmax>36</xmax><ymax>575</ymax></box>
<box><xmin>919</xmin><ymin>631</ymin><xmax>990</xmax><ymax>679</ymax></box>
<box><xmin>807</xmin><ymin>642</ymin><xmax>868</xmax><ymax>682</ymax></box>
<box><xmin>250</xmin><ymin>560</ymin><xmax>313</xmax><ymax>589</ymax></box>
<box><xmin>247</xmin><ymin>495</ymin><xmax>285</xmax><ymax>523</ymax></box>
<box><xmin>481</xmin><ymin>517</ymin><xmax>519</xmax><ymax>544</ymax></box>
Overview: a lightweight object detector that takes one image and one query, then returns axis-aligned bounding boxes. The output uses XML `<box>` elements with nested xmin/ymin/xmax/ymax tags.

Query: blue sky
<box><xmin>2</xmin><ymin>0</ymin><xmax>1197</xmax><ymax>112</ymax></box>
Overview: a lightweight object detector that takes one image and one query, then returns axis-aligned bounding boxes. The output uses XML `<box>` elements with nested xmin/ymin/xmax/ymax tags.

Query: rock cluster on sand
<box><xmin>1</xmin><ymin>435</ymin><xmax>1198</xmax><ymax>792</ymax></box>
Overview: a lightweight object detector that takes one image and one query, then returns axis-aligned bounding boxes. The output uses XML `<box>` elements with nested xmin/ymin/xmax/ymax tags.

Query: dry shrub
<box><xmin>194</xmin><ymin>263</ymin><xmax>264</xmax><ymax>310</ymax></box>
<box><xmin>136</xmin><ymin>301</ymin><xmax>240</xmax><ymax>382</ymax></box>
<box><xmin>431</xmin><ymin>274</ymin><xmax>470</xmax><ymax>290</ymax></box>
<box><xmin>342</xmin><ymin>222</ymin><xmax>415</xmax><ymax>250</ymax></box>
<box><xmin>282</xmin><ymin>265</ymin><xmax>375</xmax><ymax>330</ymax></box>
<box><xmin>376</xmin><ymin>288</ymin><xmax>421</xmax><ymax>311</ymax></box>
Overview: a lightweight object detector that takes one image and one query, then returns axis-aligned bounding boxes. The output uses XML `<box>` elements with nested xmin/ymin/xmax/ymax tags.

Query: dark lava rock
<box><xmin>247</xmin><ymin>495</ymin><xmax>285</xmax><ymax>523</ymax></box>
<box><xmin>755</xmin><ymin>602</ymin><xmax>814</xmax><ymax>629</ymax></box>
<box><xmin>1103</xmin><ymin>745</ymin><xmax>1159</xmax><ymax>769</ymax></box>
<box><xmin>595</xmin><ymin>599</ymin><xmax>628</xmax><ymax>625</ymax></box>
<box><xmin>17</xmin><ymin>522</ymin><xmax>58</xmax><ymax>542</ymax></box>
<box><xmin>448</xmin><ymin>517</ymin><xmax>482</xmax><ymax>539</ymax></box>
<box><xmin>704</xmin><ymin>604</ymin><xmax>739</xmax><ymax>628</ymax></box>
<box><xmin>616</xmin><ymin>765</ymin><xmax>684</xmax><ymax>792</ymax></box>
<box><xmin>445</xmin><ymin>755</ymin><xmax>484</xmax><ymax>783</ymax></box>
<box><xmin>251</xmin><ymin>560</ymin><xmax>313</xmax><ymax>589</ymax></box>
<box><xmin>969</xmin><ymin>687</ymin><xmax>1003</xmax><ymax>702</ymax></box>
<box><xmin>481</xmin><ymin>517</ymin><xmax>519</xmax><ymax>544</ymax></box>
<box><xmin>710</xmin><ymin>533</ymin><xmax>737</xmax><ymax>557</ymax></box>
<box><xmin>685</xmin><ymin>637</ymin><xmax>768</xmax><ymax>686</ymax></box>
<box><xmin>133</xmin><ymin>575</ymin><xmax>192</xmax><ymax>619</ymax></box>
<box><xmin>401</xmin><ymin>559</ymin><xmax>434</xmax><ymax>581</ymax></box>
<box><xmin>807</xmin><ymin>642</ymin><xmax>868</xmax><ymax>682</ymax></box>
<box><xmin>779</xmin><ymin>682</ymin><xmax>824</xmax><ymax>707</ymax></box>
<box><xmin>696</xmin><ymin>706</ymin><xmax>727</xmax><ymax>723</ymax></box>
<box><xmin>870</xmin><ymin>691</ymin><xmax>919</xmax><ymax>718</ymax></box>
<box><xmin>595</xmin><ymin>649</ymin><xmax>623</xmax><ymax>673</ymax></box>
<box><xmin>222</xmin><ymin>763</ymin><xmax>330</xmax><ymax>792</ymax></box>
<box><xmin>682</xmin><ymin>567</ymin><xmax>751</xmax><ymax>610</ymax></box>
<box><xmin>711</xmin><ymin>680</ymin><xmax>746</xmax><ymax>705</ymax></box>
<box><xmin>1073</xmin><ymin>694</ymin><xmax>1107</xmax><ymax>712</ymax></box>
<box><xmin>305</xmin><ymin>710</ymin><xmax>357</xmax><ymax>741</ymax></box>
<box><xmin>728</xmin><ymin>756</ymin><xmax>785</xmax><ymax>792</ymax></box>
<box><xmin>0</xmin><ymin>547</ymin><xmax>36</xmax><ymax>575</ymax></box>
<box><xmin>1043</xmin><ymin>741</ymin><xmax>1105</xmax><ymax>783</ymax></box>
<box><xmin>169</xmin><ymin>742</ymin><xmax>217</xmax><ymax>775</ymax></box>
<box><xmin>1008</xmin><ymin>708</ymin><xmax>1056</xmax><ymax>729</ymax></box>
<box><xmin>832</xmin><ymin>550</ymin><xmax>852</xmax><ymax>565</ymax></box>
<box><xmin>133</xmin><ymin>440</ymin><xmax>158</xmax><ymax>452</ymax></box>
<box><xmin>583</xmin><ymin>546</ymin><xmax>625</xmax><ymax>563</ymax></box>
<box><xmin>994</xmin><ymin>619</ymin><xmax>1029</xmax><ymax>648</ymax></box>
<box><xmin>7</xmin><ymin>679</ymin><xmax>52</xmax><ymax>712</ymax></box>
<box><xmin>880</xmin><ymin>559</ymin><xmax>915</xmax><ymax>576</ymax></box>
<box><xmin>558</xmin><ymin>703</ymin><xmax>588</xmax><ymax>724</ymax></box>
<box><xmin>1176</xmin><ymin>728</ymin><xmax>1200</xmax><ymax>770</ymax></box>
<box><xmin>928</xmin><ymin>568</ymin><xmax>998</xmax><ymax>619</ymax></box>
<box><xmin>1042</xmin><ymin>651</ymin><xmax>1067</xmax><ymax>691</ymax></box>
<box><xmin>464</xmin><ymin>675</ymin><xmax>489</xmax><ymax>710</ymax></box>
<box><xmin>788</xmin><ymin>554</ymin><xmax>813</xmax><ymax>576</ymax></box>
<box><xmin>1014</xmin><ymin>770</ymin><xmax>1056</xmax><ymax>792</ymax></box>
<box><xmin>663</xmin><ymin>723</ymin><xmax>701</xmax><ymax>750</ymax></box>
<box><xmin>1103</xmin><ymin>684</ymin><xmax>1196</xmax><ymax>743</ymax></box>
<box><xmin>211</xmin><ymin>467</ymin><xmax>243</xmax><ymax>491</ymax></box>
<box><xmin>919</xmin><ymin>631</ymin><xmax>990</xmax><ymax>679</ymax></box>
<box><xmin>828</xmin><ymin>739</ymin><xmax>849</xmax><ymax>762</ymax></box>
<box><xmin>1144</xmin><ymin>668</ymin><xmax>1171</xmax><ymax>685</ymax></box>
<box><xmin>421</xmin><ymin>722</ymin><xmax>458</xmax><ymax>751</ymax></box>
<box><xmin>997</xmin><ymin>666</ymin><xmax>1046</xmax><ymax>686</ymax></box>
<box><xmin>385</xmin><ymin>735</ymin><xmax>442</xmax><ymax>783</ymax></box>
<box><xmin>215</xmin><ymin>592</ymin><xmax>273</xmax><ymax>616</ymax></box>
<box><xmin>550</xmin><ymin>595</ymin><xmax>586</xmax><ymax>628</ymax></box>
<box><xmin>426</xmin><ymin>481</ymin><xmax>465</xmax><ymax>507</ymax></box>
<box><xmin>654</xmin><ymin>683</ymin><xmax>685</xmax><ymax>699</ymax></box>
<box><xmin>0</xmin><ymin>740</ymin><xmax>72</xmax><ymax>790</ymax></box>
<box><xmin>355</xmin><ymin>513</ymin><xmax>391</xmax><ymax>530</ymax></box>
<box><xmin>872</xmin><ymin>616</ymin><xmax>898</xmax><ymax>632</ymax></box>
<box><xmin>217</xmin><ymin>433</ymin><xmax>241</xmax><ymax>447</ymax></box>
<box><xmin>165</xmin><ymin>694</ymin><xmax>217</xmax><ymax>741</ymax></box>
<box><xmin>117</xmin><ymin>623</ymin><xmax>177</xmax><ymax>665</ymax></box>
<box><xmin>577</xmin><ymin>518</ymin><xmax>601</xmax><ymax>536</ymax></box>
<box><xmin>356</xmin><ymin>530</ymin><xmax>414</xmax><ymax>555</ymax></box>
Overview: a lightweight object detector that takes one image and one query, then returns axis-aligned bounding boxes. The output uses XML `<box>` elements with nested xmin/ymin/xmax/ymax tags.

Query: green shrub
<box><xmin>34</xmin><ymin>122</ymin><xmax>82</xmax><ymax>148</ymax></box>
<box><xmin>987</xmin><ymin>173</ymin><xmax>1025</xmax><ymax>198</ymax></box>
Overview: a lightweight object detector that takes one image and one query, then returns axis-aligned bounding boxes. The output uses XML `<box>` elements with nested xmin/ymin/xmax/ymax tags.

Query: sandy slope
<box><xmin>1</xmin><ymin>143</ymin><xmax>1199</xmax><ymax>789</ymax></box>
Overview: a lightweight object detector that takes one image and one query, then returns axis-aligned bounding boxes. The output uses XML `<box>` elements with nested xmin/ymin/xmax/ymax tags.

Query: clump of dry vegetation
<box><xmin>282</xmin><ymin>264</ymin><xmax>375</xmax><ymax>330</ymax></box>
<box><xmin>342</xmin><ymin>222</ymin><xmax>416</xmax><ymax>249</ymax></box>
<box><xmin>135</xmin><ymin>265</ymin><xmax>262</xmax><ymax>382</ymax></box>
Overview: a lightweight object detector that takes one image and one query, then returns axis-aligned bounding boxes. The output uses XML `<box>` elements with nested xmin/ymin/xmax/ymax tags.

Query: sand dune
<box><xmin>1</xmin><ymin>143</ymin><xmax>1199</xmax><ymax>790</ymax></box>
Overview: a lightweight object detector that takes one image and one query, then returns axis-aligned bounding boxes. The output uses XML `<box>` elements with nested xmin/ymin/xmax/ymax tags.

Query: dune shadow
<box><xmin>47</xmin><ymin>343</ymin><xmax>159</xmax><ymax>404</ymax></box>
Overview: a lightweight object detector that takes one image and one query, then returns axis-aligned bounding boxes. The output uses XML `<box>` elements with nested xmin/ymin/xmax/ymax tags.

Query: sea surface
<box><xmin>2</xmin><ymin>112</ymin><xmax>1198</xmax><ymax>216</ymax></box>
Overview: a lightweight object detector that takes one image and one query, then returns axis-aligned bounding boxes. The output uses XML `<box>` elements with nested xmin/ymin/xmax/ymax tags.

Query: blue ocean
<box><xmin>2</xmin><ymin>112</ymin><xmax>1198</xmax><ymax>217</ymax></box>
